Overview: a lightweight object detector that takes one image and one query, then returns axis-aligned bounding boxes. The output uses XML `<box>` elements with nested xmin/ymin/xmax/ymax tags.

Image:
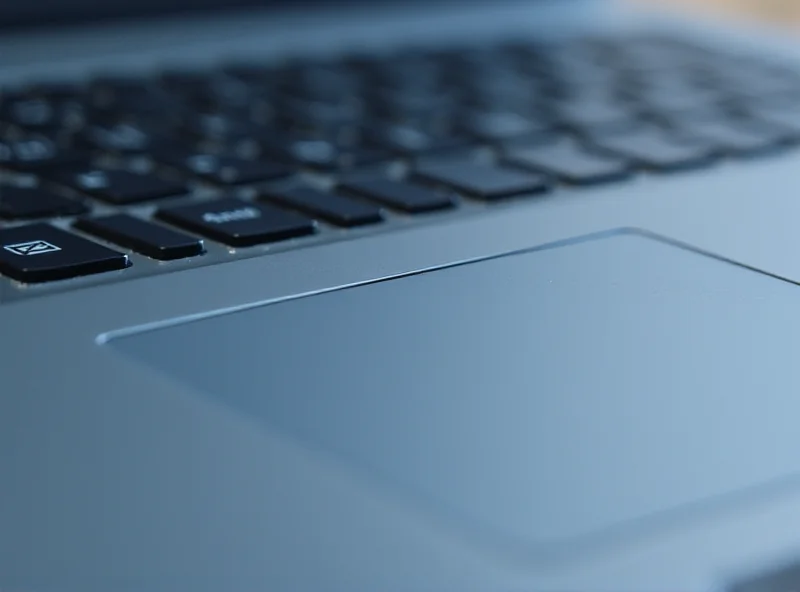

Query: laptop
<box><xmin>6</xmin><ymin>0</ymin><xmax>800</xmax><ymax>590</ymax></box>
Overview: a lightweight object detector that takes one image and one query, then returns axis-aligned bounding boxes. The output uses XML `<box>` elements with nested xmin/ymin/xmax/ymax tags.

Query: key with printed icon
<box><xmin>156</xmin><ymin>197</ymin><xmax>316</xmax><ymax>247</ymax></box>
<box><xmin>0</xmin><ymin>223</ymin><xmax>129</xmax><ymax>283</ymax></box>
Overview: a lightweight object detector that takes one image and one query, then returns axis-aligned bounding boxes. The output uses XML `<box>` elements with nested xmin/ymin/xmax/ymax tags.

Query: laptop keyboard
<box><xmin>2</xmin><ymin>33</ymin><xmax>800</xmax><ymax>286</ymax></box>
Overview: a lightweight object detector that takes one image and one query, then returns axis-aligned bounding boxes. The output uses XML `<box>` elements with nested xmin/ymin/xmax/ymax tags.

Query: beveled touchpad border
<box><xmin>108</xmin><ymin>229</ymin><xmax>800</xmax><ymax>558</ymax></box>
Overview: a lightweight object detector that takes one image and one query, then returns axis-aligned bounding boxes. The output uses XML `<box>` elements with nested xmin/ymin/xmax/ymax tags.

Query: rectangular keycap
<box><xmin>412</xmin><ymin>161</ymin><xmax>549</xmax><ymax>200</ymax></box>
<box><xmin>740</xmin><ymin>106</ymin><xmax>800</xmax><ymax>139</ymax></box>
<box><xmin>339</xmin><ymin>178</ymin><xmax>454</xmax><ymax>213</ymax></box>
<box><xmin>261</xmin><ymin>186</ymin><xmax>382</xmax><ymax>228</ymax></box>
<box><xmin>157</xmin><ymin>198</ymin><xmax>315</xmax><ymax>247</ymax></box>
<box><xmin>75</xmin><ymin>214</ymin><xmax>205</xmax><ymax>260</ymax></box>
<box><xmin>0</xmin><ymin>96</ymin><xmax>65</xmax><ymax>130</ymax></box>
<box><xmin>367</xmin><ymin>125</ymin><xmax>471</xmax><ymax>156</ymax></box>
<box><xmin>47</xmin><ymin>167</ymin><xmax>188</xmax><ymax>205</ymax></box>
<box><xmin>78</xmin><ymin>121</ymin><xmax>161</xmax><ymax>154</ymax></box>
<box><xmin>504</xmin><ymin>137</ymin><xmax>631</xmax><ymax>185</ymax></box>
<box><xmin>261</xmin><ymin>134</ymin><xmax>392</xmax><ymax>170</ymax></box>
<box><xmin>556</xmin><ymin>97</ymin><xmax>638</xmax><ymax>131</ymax></box>
<box><xmin>673</xmin><ymin>118</ymin><xmax>790</xmax><ymax>157</ymax></box>
<box><xmin>0</xmin><ymin>185</ymin><xmax>88</xmax><ymax>220</ymax></box>
<box><xmin>586</xmin><ymin>127</ymin><xmax>716</xmax><ymax>171</ymax></box>
<box><xmin>0</xmin><ymin>223</ymin><xmax>128</xmax><ymax>283</ymax></box>
<box><xmin>460</xmin><ymin>111</ymin><xmax>553</xmax><ymax>142</ymax></box>
<box><xmin>153</xmin><ymin>150</ymin><xmax>292</xmax><ymax>185</ymax></box>
<box><xmin>48</xmin><ymin>167</ymin><xmax>189</xmax><ymax>205</ymax></box>
<box><xmin>0</xmin><ymin>135</ymin><xmax>89</xmax><ymax>171</ymax></box>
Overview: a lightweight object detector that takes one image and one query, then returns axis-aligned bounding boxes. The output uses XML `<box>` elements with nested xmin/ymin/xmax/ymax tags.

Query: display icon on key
<box><xmin>0</xmin><ymin>223</ymin><xmax>128</xmax><ymax>283</ymax></box>
<box><xmin>3</xmin><ymin>240</ymin><xmax>62</xmax><ymax>256</ymax></box>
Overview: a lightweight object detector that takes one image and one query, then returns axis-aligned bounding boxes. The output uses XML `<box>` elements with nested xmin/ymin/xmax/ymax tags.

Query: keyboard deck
<box><xmin>1</xmin><ymin>33</ymin><xmax>799</xmax><ymax>288</ymax></box>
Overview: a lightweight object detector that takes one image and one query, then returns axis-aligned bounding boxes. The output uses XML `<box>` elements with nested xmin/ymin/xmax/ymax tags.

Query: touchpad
<box><xmin>111</xmin><ymin>231</ymin><xmax>800</xmax><ymax>550</ymax></box>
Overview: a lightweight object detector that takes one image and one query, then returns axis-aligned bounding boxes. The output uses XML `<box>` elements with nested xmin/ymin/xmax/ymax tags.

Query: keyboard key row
<box><xmin>6</xmin><ymin>43</ymin><xmax>800</xmax><ymax>149</ymax></box>
<box><xmin>0</xmin><ymin>199</ymin><xmax>313</xmax><ymax>282</ymax></box>
<box><xmin>0</xmin><ymin>150</ymin><xmax>795</xmax><ymax>284</ymax></box>
<box><xmin>0</xmin><ymin>118</ymin><xmax>791</xmax><ymax>233</ymax></box>
<box><xmin>0</xmin><ymin>156</ymin><xmax>535</xmax><ymax>229</ymax></box>
<box><xmin>0</xmin><ymin>164</ymin><xmax>548</xmax><ymax>283</ymax></box>
<box><xmin>1</xmin><ymin>118</ymin><xmax>793</xmax><ymax>230</ymax></box>
<box><xmin>3</xmin><ymin>99</ymin><xmax>799</xmax><ymax>178</ymax></box>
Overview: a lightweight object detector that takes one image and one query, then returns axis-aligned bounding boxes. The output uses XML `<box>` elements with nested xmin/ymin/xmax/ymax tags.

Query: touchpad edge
<box><xmin>108</xmin><ymin>230</ymin><xmax>800</xmax><ymax>552</ymax></box>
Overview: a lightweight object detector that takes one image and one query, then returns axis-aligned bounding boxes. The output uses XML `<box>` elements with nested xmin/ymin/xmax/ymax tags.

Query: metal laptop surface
<box><xmin>5</xmin><ymin>2</ymin><xmax>800</xmax><ymax>591</ymax></box>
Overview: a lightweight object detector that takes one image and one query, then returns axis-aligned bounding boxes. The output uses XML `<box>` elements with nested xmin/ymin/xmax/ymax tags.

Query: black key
<box><xmin>459</xmin><ymin>66</ymin><xmax>545</xmax><ymax>95</ymax></box>
<box><xmin>279</xmin><ymin>64</ymin><xmax>358</xmax><ymax>100</ymax></box>
<box><xmin>261</xmin><ymin>186</ymin><xmax>382</xmax><ymax>227</ymax></box>
<box><xmin>413</xmin><ymin>161</ymin><xmax>549</xmax><ymax>200</ymax></box>
<box><xmin>75</xmin><ymin>214</ymin><xmax>204</xmax><ymax>261</ymax></box>
<box><xmin>262</xmin><ymin>134</ymin><xmax>392</xmax><ymax>170</ymax></box>
<box><xmin>78</xmin><ymin>122</ymin><xmax>148</xmax><ymax>153</ymax></box>
<box><xmin>157</xmin><ymin>197</ymin><xmax>315</xmax><ymax>247</ymax></box>
<box><xmin>0</xmin><ymin>135</ymin><xmax>88</xmax><ymax>171</ymax></box>
<box><xmin>157</xmin><ymin>71</ymin><xmax>252</xmax><ymax>108</ymax></box>
<box><xmin>180</xmin><ymin>111</ymin><xmax>256</xmax><ymax>142</ymax></box>
<box><xmin>78</xmin><ymin>121</ymin><xmax>173</xmax><ymax>154</ymax></box>
<box><xmin>23</xmin><ymin>81</ymin><xmax>85</xmax><ymax>101</ymax></box>
<box><xmin>154</xmin><ymin>150</ymin><xmax>292</xmax><ymax>185</ymax></box>
<box><xmin>587</xmin><ymin>127</ymin><xmax>716</xmax><ymax>171</ymax></box>
<box><xmin>0</xmin><ymin>97</ymin><xmax>81</xmax><ymax>130</ymax></box>
<box><xmin>281</xmin><ymin>97</ymin><xmax>362</xmax><ymax>128</ymax></box>
<box><xmin>90</xmin><ymin>84</ymin><xmax>187</xmax><ymax>121</ymax></box>
<box><xmin>264</xmin><ymin>135</ymin><xmax>339</xmax><ymax>168</ymax></box>
<box><xmin>157</xmin><ymin>69</ymin><xmax>213</xmax><ymax>90</ymax></box>
<box><xmin>628</xmin><ymin>79</ymin><xmax>724</xmax><ymax>114</ymax></box>
<box><xmin>0</xmin><ymin>185</ymin><xmax>88</xmax><ymax>220</ymax></box>
<box><xmin>672</xmin><ymin>117</ymin><xmax>791</xmax><ymax>157</ymax></box>
<box><xmin>503</xmin><ymin>137</ymin><xmax>631</xmax><ymax>185</ymax></box>
<box><xmin>0</xmin><ymin>223</ymin><xmax>128</xmax><ymax>283</ymax></box>
<box><xmin>49</xmin><ymin>167</ymin><xmax>188</xmax><ymax>205</ymax></box>
<box><xmin>339</xmin><ymin>178</ymin><xmax>454</xmax><ymax>213</ymax></box>
<box><xmin>367</xmin><ymin>124</ymin><xmax>471</xmax><ymax>156</ymax></box>
<box><xmin>555</xmin><ymin>97</ymin><xmax>638</xmax><ymax>132</ymax></box>
<box><xmin>460</xmin><ymin>111</ymin><xmax>553</xmax><ymax>142</ymax></box>
<box><xmin>198</xmin><ymin>78</ymin><xmax>259</xmax><ymax>111</ymax></box>
<box><xmin>717</xmin><ymin>67</ymin><xmax>800</xmax><ymax>104</ymax></box>
<box><xmin>746</xmin><ymin>105</ymin><xmax>800</xmax><ymax>137</ymax></box>
<box><xmin>545</xmin><ymin>59</ymin><xmax>622</xmax><ymax>90</ymax></box>
<box><xmin>463</xmin><ymin>83</ymin><xmax>547</xmax><ymax>112</ymax></box>
<box><xmin>366</xmin><ymin>57</ymin><xmax>443</xmax><ymax>91</ymax></box>
<box><xmin>371</xmin><ymin>90</ymin><xmax>454</xmax><ymax>120</ymax></box>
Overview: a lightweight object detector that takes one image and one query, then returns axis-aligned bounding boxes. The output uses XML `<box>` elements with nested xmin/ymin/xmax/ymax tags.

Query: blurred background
<box><xmin>633</xmin><ymin>0</ymin><xmax>800</xmax><ymax>27</ymax></box>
